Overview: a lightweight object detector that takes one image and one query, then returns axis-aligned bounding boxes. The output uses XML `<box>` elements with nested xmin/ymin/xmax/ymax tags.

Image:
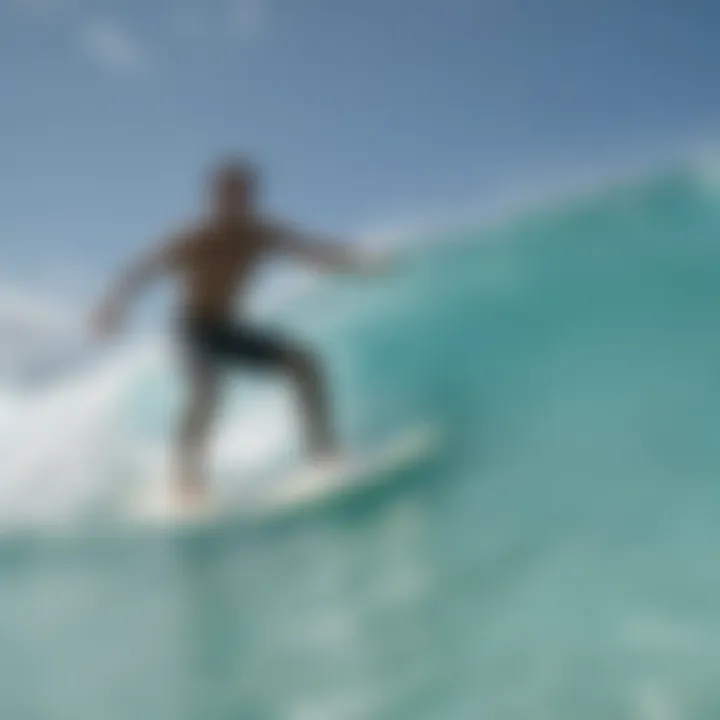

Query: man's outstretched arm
<box><xmin>269</xmin><ymin>222</ymin><xmax>391</xmax><ymax>274</ymax></box>
<box><xmin>91</xmin><ymin>234</ymin><xmax>188</xmax><ymax>337</ymax></box>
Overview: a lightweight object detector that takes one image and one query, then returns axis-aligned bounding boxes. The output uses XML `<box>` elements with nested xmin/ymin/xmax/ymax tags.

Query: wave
<box><xmin>0</xmin><ymin>159</ymin><xmax>718</xmax><ymax>528</ymax></box>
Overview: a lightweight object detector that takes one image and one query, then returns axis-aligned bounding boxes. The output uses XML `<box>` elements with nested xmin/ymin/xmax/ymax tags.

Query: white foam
<box><xmin>0</xmin><ymin>306</ymin><xmax>304</xmax><ymax>526</ymax></box>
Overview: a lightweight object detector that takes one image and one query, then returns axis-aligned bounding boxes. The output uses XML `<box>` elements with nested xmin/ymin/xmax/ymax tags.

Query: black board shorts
<box><xmin>179</xmin><ymin>316</ymin><xmax>290</xmax><ymax>373</ymax></box>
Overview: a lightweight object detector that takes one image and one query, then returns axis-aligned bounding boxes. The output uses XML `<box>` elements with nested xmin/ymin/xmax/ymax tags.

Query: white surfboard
<box><xmin>129</xmin><ymin>423</ymin><xmax>442</xmax><ymax>527</ymax></box>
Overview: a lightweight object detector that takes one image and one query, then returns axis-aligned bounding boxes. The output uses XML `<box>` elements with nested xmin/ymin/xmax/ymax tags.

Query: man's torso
<box><xmin>176</xmin><ymin>219</ymin><xmax>272</xmax><ymax>321</ymax></box>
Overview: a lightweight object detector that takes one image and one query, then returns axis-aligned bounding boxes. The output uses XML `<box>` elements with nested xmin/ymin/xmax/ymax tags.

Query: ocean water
<box><xmin>2</xmin><ymin>163</ymin><xmax>720</xmax><ymax>719</ymax></box>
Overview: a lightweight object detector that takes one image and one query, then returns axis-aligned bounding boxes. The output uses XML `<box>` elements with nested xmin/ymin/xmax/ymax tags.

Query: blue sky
<box><xmin>2</xmin><ymin>0</ymin><xmax>720</xmax><ymax>297</ymax></box>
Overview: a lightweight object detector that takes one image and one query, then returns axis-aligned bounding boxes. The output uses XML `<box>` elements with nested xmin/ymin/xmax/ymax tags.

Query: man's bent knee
<box><xmin>283</xmin><ymin>347</ymin><xmax>321</xmax><ymax>383</ymax></box>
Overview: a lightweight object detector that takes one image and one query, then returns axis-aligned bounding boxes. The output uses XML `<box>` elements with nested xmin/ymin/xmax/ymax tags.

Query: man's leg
<box><xmin>175</xmin><ymin>363</ymin><xmax>218</xmax><ymax>502</ymax></box>
<box><xmin>217</xmin><ymin>323</ymin><xmax>339</xmax><ymax>462</ymax></box>
<box><xmin>280</xmin><ymin>346</ymin><xmax>338</xmax><ymax>460</ymax></box>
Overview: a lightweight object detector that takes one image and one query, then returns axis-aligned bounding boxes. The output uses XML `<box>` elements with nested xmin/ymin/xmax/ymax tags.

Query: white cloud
<box><xmin>80</xmin><ymin>19</ymin><xmax>150</xmax><ymax>74</ymax></box>
<box><xmin>18</xmin><ymin>2</ymin><xmax>267</xmax><ymax>71</ymax></box>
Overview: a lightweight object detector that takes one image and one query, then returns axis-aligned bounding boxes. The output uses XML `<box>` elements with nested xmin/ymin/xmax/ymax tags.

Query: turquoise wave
<box><xmin>2</xmin><ymin>163</ymin><xmax>720</xmax><ymax>719</ymax></box>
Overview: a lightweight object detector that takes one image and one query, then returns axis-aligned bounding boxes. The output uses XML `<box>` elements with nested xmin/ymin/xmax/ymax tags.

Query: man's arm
<box><xmin>91</xmin><ymin>232</ymin><xmax>190</xmax><ymax>337</ymax></box>
<box><xmin>268</xmin><ymin>222</ymin><xmax>390</xmax><ymax>274</ymax></box>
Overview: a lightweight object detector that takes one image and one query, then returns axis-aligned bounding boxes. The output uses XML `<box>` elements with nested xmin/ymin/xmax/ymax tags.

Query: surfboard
<box><xmin>129</xmin><ymin>423</ymin><xmax>441</xmax><ymax>528</ymax></box>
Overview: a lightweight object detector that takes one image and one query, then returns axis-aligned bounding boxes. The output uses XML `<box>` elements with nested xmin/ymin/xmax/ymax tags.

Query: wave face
<box><xmin>2</xmin><ymin>164</ymin><xmax>720</xmax><ymax>718</ymax></box>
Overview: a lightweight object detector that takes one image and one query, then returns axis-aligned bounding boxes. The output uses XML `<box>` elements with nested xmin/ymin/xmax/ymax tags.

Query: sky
<box><xmin>1</xmin><ymin>0</ymin><xmax>720</xmax><ymax>299</ymax></box>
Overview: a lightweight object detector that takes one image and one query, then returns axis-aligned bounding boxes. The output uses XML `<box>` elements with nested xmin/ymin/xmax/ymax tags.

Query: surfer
<box><xmin>92</xmin><ymin>159</ymin><xmax>386</xmax><ymax>507</ymax></box>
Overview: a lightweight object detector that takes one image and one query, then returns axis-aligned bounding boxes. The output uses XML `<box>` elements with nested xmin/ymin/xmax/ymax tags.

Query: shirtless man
<box><xmin>92</xmin><ymin>159</ymin><xmax>383</xmax><ymax>506</ymax></box>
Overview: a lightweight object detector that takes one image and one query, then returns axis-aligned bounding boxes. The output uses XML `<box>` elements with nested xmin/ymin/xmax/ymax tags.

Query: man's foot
<box><xmin>290</xmin><ymin>452</ymin><xmax>347</xmax><ymax>491</ymax></box>
<box><xmin>173</xmin><ymin>469</ymin><xmax>213</xmax><ymax>516</ymax></box>
<box><xmin>308</xmin><ymin>451</ymin><xmax>348</xmax><ymax>479</ymax></box>
<box><xmin>175</xmin><ymin>483</ymin><xmax>206</xmax><ymax>504</ymax></box>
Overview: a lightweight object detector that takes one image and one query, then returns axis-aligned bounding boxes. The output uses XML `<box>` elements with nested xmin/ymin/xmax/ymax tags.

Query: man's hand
<box><xmin>90</xmin><ymin>299</ymin><xmax>124</xmax><ymax>339</ymax></box>
<box><xmin>272</xmin><ymin>222</ymin><xmax>399</xmax><ymax>276</ymax></box>
<box><xmin>354</xmin><ymin>247</ymin><xmax>397</xmax><ymax>275</ymax></box>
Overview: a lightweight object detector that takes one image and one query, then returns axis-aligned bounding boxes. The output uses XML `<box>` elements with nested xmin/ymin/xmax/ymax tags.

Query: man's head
<box><xmin>209</xmin><ymin>158</ymin><xmax>259</xmax><ymax>218</ymax></box>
